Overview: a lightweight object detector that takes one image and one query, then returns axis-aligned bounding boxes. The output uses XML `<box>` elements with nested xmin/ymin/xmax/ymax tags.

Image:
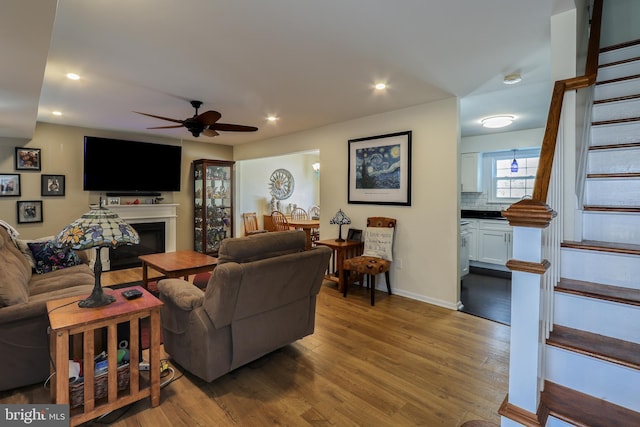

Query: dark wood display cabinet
<box><xmin>193</xmin><ymin>159</ymin><xmax>234</xmax><ymax>256</ymax></box>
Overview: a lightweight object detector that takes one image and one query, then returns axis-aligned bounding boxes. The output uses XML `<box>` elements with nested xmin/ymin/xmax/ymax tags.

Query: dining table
<box><xmin>287</xmin><ymin>218</ymin><xmax>320</xmax><ymax>250</ymax></box>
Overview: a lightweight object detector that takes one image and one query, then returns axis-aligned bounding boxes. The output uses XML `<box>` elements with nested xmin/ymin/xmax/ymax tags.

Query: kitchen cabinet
<box><xmin>193</xmin><ymin>159</ymin><xmax>234</xmax><ymax>256</ymax></box>
<box><xmin>466</xmin><ymin>220</ymin><xmax>478</xmax><ymax>261</ymax></box>
<box><xmin>461</xmin><ymin>152</ymin><xmax>482</xmax><ymax>192</ymax></box>
<box><xmin>477</xmin><ymin>220</ymin><xmax>512</xmax><ymax>265</ymax></box>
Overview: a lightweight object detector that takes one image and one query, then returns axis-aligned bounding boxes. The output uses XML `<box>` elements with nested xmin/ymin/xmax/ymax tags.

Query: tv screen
<box><xmin>83</xmin><ymin>136</ymin><xmax>182</xmax><ymax>192</ymax></box>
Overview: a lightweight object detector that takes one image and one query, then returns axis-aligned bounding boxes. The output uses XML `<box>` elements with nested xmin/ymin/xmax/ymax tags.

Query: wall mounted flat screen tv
<box><xmin>83</xmin><ymin>136</ymin><xmax>182</xmax><ymax>192</ymax></box>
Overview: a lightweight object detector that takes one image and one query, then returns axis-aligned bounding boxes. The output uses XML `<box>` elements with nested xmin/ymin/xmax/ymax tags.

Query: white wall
<box><xmin>461</xmin><ymin>128</ymin><xmax>544</xmax><ymax>154</ymax></box>
<box><xmin>235</xmin><ymin>98</ymin><xmax>461</xmax><ymax>309</ymax></box>
<box><xmin>235</xmin><ymin>151</ymin><xmax>320</xmax><ymax>231</ymax></box>
<box><xmin>601</xmin><ymin>0</ymin><xmax>640</xmax><ymax>47</ymax></box>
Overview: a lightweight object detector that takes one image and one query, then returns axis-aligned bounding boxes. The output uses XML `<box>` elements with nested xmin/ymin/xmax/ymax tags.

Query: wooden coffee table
<box><xmin>139</xmin><ymin>250</ymin><xmax>218</xmax><ymax>290</ymax></box>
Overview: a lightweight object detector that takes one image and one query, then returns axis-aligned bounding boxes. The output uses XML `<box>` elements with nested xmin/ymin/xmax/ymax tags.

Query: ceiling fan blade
<box><xmin>196</xmin><ymin>110</ymin><xmax>222</xmax><ymax>126</ymax></box>
<box><xmin>210</xmin><ymin>123</ymin><xmax>258</xmax><ymax>132</ymax></box>
<box><xmin>147</xmin><ymin>125</ymin><xmax>184</xmax><ymax>129</ymax></box>
<box><xmin>133</xmin><ymin>111</ymin><xmax>184</xmax><ymax>124</ymax></box>
<box><xmin>203</xmin><ymin>128</ymin><xmax>219</xmax><ymax>137</ymax></box>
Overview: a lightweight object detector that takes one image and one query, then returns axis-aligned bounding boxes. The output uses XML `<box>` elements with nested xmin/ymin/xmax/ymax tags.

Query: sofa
<box><xmin>157</xmin><ymin>230</ymin><xmax>332</xmax><ymax>382</ymax></box>
<box><xmin>0</xmin><ymin>226</ymin><xmax>95</xmax><ymax>391</ymax></box>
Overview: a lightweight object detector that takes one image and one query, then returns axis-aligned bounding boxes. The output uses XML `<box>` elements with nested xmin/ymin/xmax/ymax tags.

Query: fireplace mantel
<box><xmin>103</xmin><ymin>204</ymin><xmax>178</xmax><ymax>270</ymax></box>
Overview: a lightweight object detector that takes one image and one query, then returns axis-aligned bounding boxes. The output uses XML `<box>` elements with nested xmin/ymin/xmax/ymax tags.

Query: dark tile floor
<box><xmin>460</xmin><ymin>266</ymin><xmax>511</xmax><ymax>325</ymax></box>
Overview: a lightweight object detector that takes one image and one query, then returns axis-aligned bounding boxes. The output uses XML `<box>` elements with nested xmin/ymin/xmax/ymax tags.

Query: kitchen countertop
<box><xmin>461</xmin><ymin>209</ymin><xmax>506</xmax><ymax>220</ymax></box>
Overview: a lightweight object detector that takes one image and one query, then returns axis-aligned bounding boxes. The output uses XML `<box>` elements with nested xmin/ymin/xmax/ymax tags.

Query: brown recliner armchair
<box><xmin>157</xmin><ymin>230</ymin><xmax>331</xmax><ymax>382</ymax></box>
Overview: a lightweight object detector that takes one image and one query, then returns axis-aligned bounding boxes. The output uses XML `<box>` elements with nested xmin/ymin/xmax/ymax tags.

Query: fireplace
<box><xmin>109</xmin><ymin>222</ymin><xmax>165</xmax><ymax>270</ymax></box>
<box><xmin>100</xmin><ymin>204</ymin><xmax>178</xmax><ymax>271</ymax></box>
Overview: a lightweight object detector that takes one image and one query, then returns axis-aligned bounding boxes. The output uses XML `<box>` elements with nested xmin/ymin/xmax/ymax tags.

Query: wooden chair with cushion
<box><xmin>242</xmin><ymin>212</ymin><xmax>267</xmax><ymax>236</ymax></box>
<box><xmin>342</xmin><ymin>217</ymin><xmax>396</xmax><ymax>306</ymax></box>
<box><xmin>271</xmin><ymin>210</ymin><xmax>291</xmax><ymax>231</ymax></box>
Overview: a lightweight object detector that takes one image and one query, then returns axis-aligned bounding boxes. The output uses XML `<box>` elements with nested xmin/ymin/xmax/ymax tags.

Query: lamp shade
<box><xmin>329</xmin><ymin>209</ymin><xmax>351</xmax><ymax>242</ymax></box>
<box><xmin>56</xmin><ymin>206</ymin><xmax>139</xmax><ymax>250</ymax></box>
<box><xmin>56</xmin><ymin>205</ymin><xmax>139</xmax><ymax>308</ymax></box>
<box><xmin>329</xmin><ymin>209</ymin><xmax>351</xmax><ymax>226</ymax></box>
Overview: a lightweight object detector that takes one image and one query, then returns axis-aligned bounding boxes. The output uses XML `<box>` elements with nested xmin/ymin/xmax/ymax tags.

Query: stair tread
<box><xmin>557</xmin><ymin>277</ymin><xmax>640</xmax><ymax>306</ymax></box>
<box><xmin>592</xmin><ymin>116</ymin><xmax>640</xmax><ymax>126</ymax></box>
<box><xmin>596</xmin><ymin>73</ymin><xmax>640</xmax><ymax>86</ymax></box>
<box><xmin>600</xmin><ymin>38</ymin><xmax>640</xmax><ymax>53</ymax></box>
<box><xmin>541</xmin><ymin>381</ymin><xmax>640</xmax><ymax>427</ymax></box>
<box><xmin>594</xmin><ymin>93</ymin><xmax>640</xmax><ymax>104</ymax></box>
<box><xmin>586</xmin><ymin>172</ymin><xmax>640</xmax><ymax>178</ymax></box>
<box><xmin>548</xmin><ymin>325</ymin><xmax>640</xmax><ymax>370</ymax></box>
<box><xmin>561</xmin><ymin>240</ymin><xmax>640</xmax><ymax>256</ymax></box>
<box><xmin>583</xmin><ymin>205</ymin><xmax>640</xmax><ymax>212</ymax></box>
<box><xmin>589</xmin><ymin>142</ymin><xmax>640</xmax><ymax>150</ymax></box>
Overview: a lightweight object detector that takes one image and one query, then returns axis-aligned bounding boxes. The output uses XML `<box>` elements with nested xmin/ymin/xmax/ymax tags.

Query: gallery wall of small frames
<box><xmin>1</xmin><ymin>147</ymin><xmax>67</xmax><ymax>224</ymax></box>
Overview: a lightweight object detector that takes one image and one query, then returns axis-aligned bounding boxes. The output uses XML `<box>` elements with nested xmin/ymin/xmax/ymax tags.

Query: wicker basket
<box><xmin>69</xmin><ymin>363</ymin><xmax>130</xmax><ymax>408</ymax></box>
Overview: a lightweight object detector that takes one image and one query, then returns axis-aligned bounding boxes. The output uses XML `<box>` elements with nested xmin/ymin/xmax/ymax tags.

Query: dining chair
<box><xmin>242</xmin><ymin>212</ymin><xmax>268</xmax><ymax>236</ymax></box>
<box><xmin>290</xmin><ymin>207</ymin><xmax>308</xmax><ymax>220</ymax></box>
<box><xmin>307</xmin><ymin>205</ymin><xmax>320</xmax><ymax>243</ymax></box>
<box><xmin>342</xmin><ymin>217</ymin><xmax>396</xmax><ymax>306</ymax></box>
<box><xmin>270</xmin><ymin>210</ymin><xmax>291</xmax><ymax>231</ymax></box>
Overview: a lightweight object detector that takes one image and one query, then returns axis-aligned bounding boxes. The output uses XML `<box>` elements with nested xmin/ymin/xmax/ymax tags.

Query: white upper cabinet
<box><xmin>461</xmin><ymin>152</ymin><xmax>482</xmax><ymax>192</ymax></box>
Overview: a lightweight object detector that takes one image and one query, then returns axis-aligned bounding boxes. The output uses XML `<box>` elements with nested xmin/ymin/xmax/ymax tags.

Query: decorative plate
<box><xmin>269</xmin><ymin>168</ymin><xmax>294</xmax><ymax>200</ymax></box>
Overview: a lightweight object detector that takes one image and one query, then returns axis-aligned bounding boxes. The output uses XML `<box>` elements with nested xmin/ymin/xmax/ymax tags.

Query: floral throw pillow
<box><xmin>27</xmin><ymin>240</ymin><xmax>82</xmax><ymax>274</ymax></box>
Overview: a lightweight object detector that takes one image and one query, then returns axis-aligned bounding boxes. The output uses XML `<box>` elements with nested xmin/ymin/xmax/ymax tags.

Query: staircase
<box><xmin>539</xmin><ymin>39</ymin><xmax>640</xmax><ymax>426</ymax></box>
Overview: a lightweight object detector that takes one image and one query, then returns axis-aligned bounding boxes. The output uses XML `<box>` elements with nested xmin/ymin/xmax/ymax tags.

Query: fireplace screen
<box><xmin>109</xmin><ymin>222</ymin><xmax>165</xmax><ymax>270</ymax></box>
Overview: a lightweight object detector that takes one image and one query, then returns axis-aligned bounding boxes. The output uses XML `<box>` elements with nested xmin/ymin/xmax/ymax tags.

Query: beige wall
<box><xmin>235</xmin><ymin>98</ymin><xmax>462</xmax><ymax>309</ymax></box>
<box><xmin>0</xmin><ymin>122</ymin><xmax>232</xmax><ymax>251</ymax></box>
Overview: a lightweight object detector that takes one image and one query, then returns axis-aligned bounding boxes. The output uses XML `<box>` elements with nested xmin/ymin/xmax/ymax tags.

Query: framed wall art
<box><xmin>348</xmin><ymin>130</ymin><xmax>412</xmax><ymax>206</ymax></box>
<box><xmin>41</xmin><ymin>174</ymin><xmax>65</xmax><ymax>196</ymax></box>
<box><xmin>17</xmin><ymin>200</ymin><xmax>43</xmax><ymax>224</ymax></box>
<box><xmin>15</xmin><ymin>147</ymin><xmax>41</xmax><ymax>171</ymax></box>
<box><xmin>0</xmin><ymin>174</ymin><xmax>21</xmax><ymax>197</ymax></box>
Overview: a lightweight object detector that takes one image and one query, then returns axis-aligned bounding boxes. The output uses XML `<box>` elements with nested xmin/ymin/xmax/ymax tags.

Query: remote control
<box><xmin>122</xmin><ymin>289</ymin><xmax>143</xmax><ymax>300</ymax></box>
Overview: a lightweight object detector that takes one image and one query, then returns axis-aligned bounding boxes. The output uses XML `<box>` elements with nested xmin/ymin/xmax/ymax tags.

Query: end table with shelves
<box><xmin>46</xmin><ymin>286</ymin><xmax>163</xmax><ymax>426</ymax></box>
<box><xmin>315</xmin><ymin>239</ymin><xmax>364</xmax><ymax>292</ymax></box>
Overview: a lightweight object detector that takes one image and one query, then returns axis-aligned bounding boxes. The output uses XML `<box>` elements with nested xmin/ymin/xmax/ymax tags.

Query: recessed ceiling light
<box><xmin>66</xmin><ymin>73</ymin><xmax>80</xmax><ymax>80</ymax></box>
<box><xmin>374</xmin><ymin>82</ymin><xmax>387</xmax><ymax>90</ymax></box>
<box><xmin>503</xmin><ymin>72</ymin><xmax>522</xmax><ymax>85</ymax></box>
<box><xmin>481</xmin><ymin>115</ymin><xmax>515</xmax><ymax>128</ymax></box>
<box><xmin>52</xmin><ymin>111</ymin><xmax>63</xmax><ymax>116</ymax></box>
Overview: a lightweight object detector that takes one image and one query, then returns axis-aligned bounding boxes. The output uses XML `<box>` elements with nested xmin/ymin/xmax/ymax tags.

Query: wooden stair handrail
<box><xmin>503</xmin><ymin>0</ymin><xmax>603</xmax><ymax>227</ymax></box>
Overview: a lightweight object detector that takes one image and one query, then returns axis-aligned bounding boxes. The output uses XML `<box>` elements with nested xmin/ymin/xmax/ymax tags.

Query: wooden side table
<box><xmin>47</xmin><ymin>286</ymin><xmax>163</xmax><ymax>426</ymax></box>
<box><xmin>315</xmin><ymin>239</ymin><xmax>364</xmax><ymax>292</ymax></box>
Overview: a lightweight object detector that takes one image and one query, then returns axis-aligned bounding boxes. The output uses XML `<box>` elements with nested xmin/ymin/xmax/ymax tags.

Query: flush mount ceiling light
<box><xmin>503</xmin><ymin>72</ymin><xmax>522</xmax><ymax>85</ymax></box>
<box><xmin>481</xmin><ymin>115</ymin><xmax>516</xmax><ymax>129</ymax></box>
<box><xmin>52</xmin><ymin>111</ymin><xmax>63</xmax><ymax>116</ymax></box>
<box><xmin>266</xmin><ymin>115</ymin><xmax>278</xmax><ymax>122</ymax></box>
<box><xmin>374</xmin><ymin>82</ymin><xmax>387</xmax><ymax>90</ymax></box>
<box><xmin>66</xmin><ymin>73</ymin><xmax>80</xmax><ymax>80</ymax></box>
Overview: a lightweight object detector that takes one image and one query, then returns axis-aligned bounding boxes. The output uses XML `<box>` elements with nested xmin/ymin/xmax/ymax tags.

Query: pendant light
<box><xmin>511</xmin><ymin>150</ymin><xmax>519</xmax><ymax>173</ymax></box>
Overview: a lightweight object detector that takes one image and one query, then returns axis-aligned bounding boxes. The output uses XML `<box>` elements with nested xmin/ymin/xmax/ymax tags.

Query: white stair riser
<box><xmin>597</xmin><ymin>60</ymin><xmax>640</xmax><ymax>83</ymax></box>
<box><xmin>595</xmin><ymin>78</ymin><xmax>640</xmax><ymax>101</ymax></box>
<box><xmin>587</xmin><ymin>147</ymin><xmax>640</xmax><ymax>174</ymax></box>
<box><xmin>554</xmin><ymin>293</ymin><xmax>640</xmax><ymax>343</ymax></box>
<box><xmin>599</xmin><ymin>44</ymin><xmax>640</xmax><ymax>65</ymax></box>
<box><xmin>591</xmin><ymin>121</ymin><xmax>640</xmax><ymax>145</ymax></box>
<box><xmin>545</xmin><ymin>346</ymin><xmax>640</xmax><ymax>412</ymax></box>
<box><xmin>592</xmin><ymin>97</ymin><xmax>640</xmax><ymax>122</ymax></box>
<box><xmin>561</xmin><ymin>248</ymin><xmax>640</xmax><ymax>288</ymax></box>
<box><xmin>584</xmin><ymin>178</ymin><xmax>640</xmax><ymax>206</ymax></box>
<box><xmin>583</xmin><ymin>211</ymin><xmax>640</xmax><ymax>244</ymax></box>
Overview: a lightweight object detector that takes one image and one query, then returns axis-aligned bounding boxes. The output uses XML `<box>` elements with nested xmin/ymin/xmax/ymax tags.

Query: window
<box><xmin>487</xmin><ymin>149</ymin><xmax>540</xmax><ymax>203</ymax></box>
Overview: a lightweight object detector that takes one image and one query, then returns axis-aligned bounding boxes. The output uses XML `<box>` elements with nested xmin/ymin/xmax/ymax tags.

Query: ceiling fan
<box><xmin>134</xmin><ymin>100</ymin><xmax>258</xmax><ymax>137</ymax></box>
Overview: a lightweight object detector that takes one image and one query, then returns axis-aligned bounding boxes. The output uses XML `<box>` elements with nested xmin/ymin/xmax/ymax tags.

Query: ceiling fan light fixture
<box><xmin>481</xmin><ymin>115</ymin><xmax>515</xmax><ymax>129</ymax></box>
<box><xmin>503</xmin><ymin>72</ymin><xmax>522</xmax><ymax>85</ymax></box>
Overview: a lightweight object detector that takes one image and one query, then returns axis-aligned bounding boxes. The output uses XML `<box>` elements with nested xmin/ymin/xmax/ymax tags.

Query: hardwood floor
<box><xmin>1</xmin><ymin>269</ymin><xmax>510</xmax><ymax>426</ymax></box>
<box><xmin>460</xmin><ymin>267</ymin><xmax>512</xmax><ymax>325</ymax></box>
